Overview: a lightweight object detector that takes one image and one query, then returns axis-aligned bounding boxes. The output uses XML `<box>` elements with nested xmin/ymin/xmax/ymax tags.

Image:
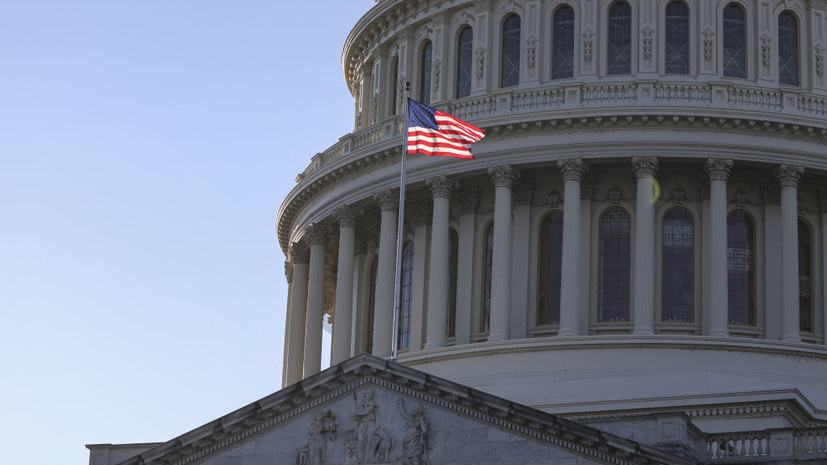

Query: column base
<box><xmin>487</xmin><ymin>332</ymin><xmax>508</xmax><ymax>343</ymax></box>
<box><xmin>782</xmin><ymin>334</ymin><xmax>802</xmax><ymax>343</ymax></box>
<box><xmin>708</xmin><ymin>329</ymin><xmax>730</xmax><ymax>337</ymax></box>
<box><xmin>424</xmin><ymin>341</ymin><xmax>446</xmax><ymax>350</ymax></box>
<box><xmin>557</xmin><ymin>329</ymin><xmax>578</xmax><ymax>337</ymax></box>
<box><xmin>631</xmin><ymin>328</ymin><xmax>655</xmax><ymax>336</ymax></box>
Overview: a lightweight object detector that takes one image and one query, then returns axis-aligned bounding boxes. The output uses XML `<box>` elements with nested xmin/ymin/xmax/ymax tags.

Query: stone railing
<box><xmin>295</xmin><ymin>80</ymin><xmax>827</xmax><ymax>184</ymax></box>
<box><xmin>796</xmin><ymin>429</ymin><xmax>827</xmax><ymax>457</ymax></box>
<box><xmin>706</xmin><ymin>433</ymin><xmax>771</xmax><ymax>462</ymax></box>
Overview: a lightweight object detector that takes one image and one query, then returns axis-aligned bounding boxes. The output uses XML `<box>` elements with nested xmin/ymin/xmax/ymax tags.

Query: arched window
<box><xmin>665</xmin><ymin>1</ymin><xmax>690</xmax><ymax>74</ymax></box>
<box><xmin>662</xmin><ymin>208</ymin><xmax>694</xmax><ymax>322</ymax></box>
<box><xmin>482</xmin><ymin>223</ymin><xmax>494</xmax><ymax>331</ymax></box>
<box><xmin>799</xmin><ymin>219</ymin><xmax>813</xmax><ymax>332</ymax></box>
<box><xmin>420</xmin><ymin>41</ymin><xmax>433</xmax><ymax>105</ymax></box>
<box><xmin>447</xmin><ymin>229</ymin><xmax>459</xmax><ymax>337</ymax></box>
<box><xmin>538</xmin><ymin>211</ymin><xmax>564</xmax><ymax>325</ymax></box>
<box><xmin>390</xmin><ymin>57</ymin><xmax>399</xmax><ymax>116</ymax></box>
<box><xmin>778</xmin><ymin>12</ymin><xmax>799</xmax><ymax>86</ymax></box>
<box><xmin>599</xmin><ymin>207</ymin><xmax>631</xmax><ymax>322</ymax></box>
<box><xmin>501</xmin><ymin>15</ymin><xmax>521</xmax><ymax>87</ymax></box>
<box><xmin>552</xmin><ymin>6</ymin><xmax>575</xmax><ymax>80</ymax></box>
<box><xmin>723</xmin><ymin>4</ymin><xmax>747</xmax><ymax>78</ymax></box>
<box><xmin>727</xmin><ymin>210</ymin><xmax>755</xmax><ymax>325</ymax></box>
<box><xmin>367</xmin><ymin>257</ymin><xmax>379</xmax><ymax>354</ymax></box>
<box><xmin>457</xmin><ymin>27</ymin><xmax>473</xmax><ymax>98</ymax></box>
<box><xmin>398</xmin><ymin>241</ymin><xmax>414</xmax><ymax>350</ymax></box>
<box><xmin>607</xmin><ymin>1</ymin><xmax>632</xmax><ymax>75</ymax></box>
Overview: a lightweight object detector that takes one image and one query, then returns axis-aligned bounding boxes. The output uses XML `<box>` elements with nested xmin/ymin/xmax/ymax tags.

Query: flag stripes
<box><xmin>406</xmin><ymin>99</ymin><xmax>485</xmax><ymax>159</ymax></box>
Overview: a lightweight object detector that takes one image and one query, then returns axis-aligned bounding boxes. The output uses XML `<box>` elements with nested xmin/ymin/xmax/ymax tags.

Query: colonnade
<box><xmin>282</xmin><ymin>158</ymin><xmax>807</xmax><ymax>385</ymax></box>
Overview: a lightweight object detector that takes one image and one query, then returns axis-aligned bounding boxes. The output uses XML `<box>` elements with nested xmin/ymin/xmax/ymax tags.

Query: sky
<box><xmin>0</xmin><ymin>2</ymin><xmax>371</xmax><ymax>464</ymax></box>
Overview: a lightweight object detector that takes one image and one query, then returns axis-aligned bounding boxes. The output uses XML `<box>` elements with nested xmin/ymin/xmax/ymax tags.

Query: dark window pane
<box><xmin>420</xmin><ymin>41</ymin><xmax>432</xmax><ymax>105</ymax></box>
<box><xmin>599</xmin><ymin>208</ymin><xmax>631</xmax><ymax>321</ymax></box>
<box><xmin>367</xmin><ymin>257</ymin><xmax>379</xmax><ymax>354</ymax></box>
<box><xmin>552</xmin><ymin>7</ymin><xmax>575</xmax><ymax>79</ymax></box>
<box><xmin>727</xmin><ymin>210</ymin><xmax>755</xmax><ymax>325</ymax></box>
<box><xmin>799</xmin><ymin>219</ymin><xmax>813</xmax><ymax>332</ymax></box>
<box><xmin>665</xmin><ymin>2</ymin><xmax>689</xmax><ymax>74</ymax></box>
<box><xmin>779</xmin><ymin>12</ymin><xmax>799</xmax><ymax>85</ymax></box>
<box><xmin>457</xmin><ymin>27</ymin><xmax>473</xmax><ymax>98</ymax></box>
<box><xmin>447</xmin><ymin>229</ymin><xmax>459</xmax><ymax>337</ymax></box>
<box><xmin>538</xmin><ymin>212</ymin><xmax>564</xmax><ymax>324</ymax></box>
<box><xmin>501</xmin><ymin>15</ymin><xmax>521</xmax><ymax>87</ymax></box>
<box><xmin>662</xmin><ymin>208</ymin><xmax>693</xmax><ymax>321</ymax></box>
<box><xmin>608</xmin><ymin>2</ymin><xmax>632</xmax><ymax>75</ymax></box>
<box><xmin>723</xmin><ymin>4</ymin><xmax>746</xmax><ymax>78</ymax></box>
<box><xmin>390</xmin><ymin>58</ymin><xmax>399</xmax><ymax>116</ymax></box>
<box><xmin>483</xmin><ymin>224</ymin><xmax>494</xmax><ymax>331</ymax></box>
<box><xmin>397</xmin><ymin>242</ymin><xmax>414</xmax><ymax>349</ymax></box>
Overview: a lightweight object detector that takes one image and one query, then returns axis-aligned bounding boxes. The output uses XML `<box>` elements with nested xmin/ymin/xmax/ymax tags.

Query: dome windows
<box><xmin>456</xmin><ymin>27</ymin><xmax>473</xmax><ymax>98</ymax></box>
<box><xmin>778</xmin><ymin>12</ymin><xmax>799</xmax><ymax>86</ymax></box>
<box><xmin>552</xmin><ymin>6</ymin><xmax>575</xmax><ymax>80</ymax></box>
<box><xmin>665</xmin><ymin>1</ymin><xmax>690</xmax><ymax>75</ymax></box>
<box><xmin>607</xmin><ymin>2</ymin><xmax>632</xmax><ymax>75</ymax></box>
<box><xmin>501</xmin><ymin>14</ymin><xmax>521</xmax><ymax>87</ymax></box>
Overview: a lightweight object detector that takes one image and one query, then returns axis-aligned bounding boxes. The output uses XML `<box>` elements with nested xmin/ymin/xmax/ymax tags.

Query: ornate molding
<box><xmin>526</xmin><ymin>33</ymin><xmax>537</xmax><ymax>69</ymax></box>
<box><xmin>425</xmin><ymin>175</ymin><xmax>457</xmax><ymax>199</ymax></box>
<box><xmin>775</xmin><ymin>164</ymin><xmax>804</xmax><ymax>188</ymax></box>
<box><xmin>284</xmin><ymin>260</ymin><xmax>293</xmax><ymax>284</ymax></box>
<box><xmin>458</xmin><ymin>188</ymin><xmax>479</xmax><ymax>215</ymax></box>
<box><xmin>641</xmin><ymin>25</ymin><xmax>654</xmax><ymax>60</ymax></box>
<box><xmin>512</xmin><ymin>181</ymin><xmax>534</xmax><ymax>206</ymax></box>
<box><xmin>488</xmin><ymin>165</ymin><xmax>519</xmax><ymax>189</ymax></box>
<box><xmin>306</xmin><ymin>223</ymin><xmax>329</xmax><ymax>247</ymax></box>
<box><xmin>703</xmin><ymin>26</ymin><xmax>715</xmax><ymax>63</ymax></box>
<box><xmin>373</xmin><ymin>188</ymin><xmax>400</xmax><ymax>213</ymax></box>
<box><xmin>734</xmin><ymin>190</ymin><xmax>750</xmax><ymax>208</ymax></box>
<box><xmin>580</xmin><ymin>175</ymin><xmax>596</xmax><ymax>200</ymax></box>
<box><xmin>558</xmin><ymin>158</ymin><xmax>587</xmax><ymax>182</ymax></box>
<box><xmin>670</xmin><ymin>186</ymin><xmax>687</xmax><ymax>204</ymax></box>
<box><xmin>432</xmin><ymin>58</ymin><xmax>441</xmax><ymax>93</ymax></box>
<box><xmin>291</xmin><ymin>241</ymin><xmax>310</xmax><ymax>265</ymax></box>
<box><xmin>545</xmin><ymin>190</ymin><xmax>560</xmax><ymax>208</ymax></box>
<box><xmin>607</xmin><ymin>186</ymin><xmax>624</xmax><ymax>204</ymax></box>
<box><xmin>582</xmin><ymin>27</ymin><xmax>594</xmax><ymax>63</ymax></box>
<box><xmin>336</xmin><ymin>205</ymin><xmax>359</xmax><ymax>229</ymax></box>
<box><xmin>631</xmin><ymin>156</ymin><xmax>658</xmax><ymax>179</ymax></box>
<box><xmin>816</xmin><ymin>42</ymin><xmax>825</xmax><ymax>77</ymax></box>
<box><xmin>760</xmin><ymin>31</ymin><xmax>772</xmax><ymax>68</ymax></box>
<box><xmin>476</xmin><ymin>44</ymin><xmax>486</xmax><ymax>80</ymax></box>
<box><xmin>705</xmin><ymin>158</ymin><xmax>734</xmax><ymax>182</ymax></box>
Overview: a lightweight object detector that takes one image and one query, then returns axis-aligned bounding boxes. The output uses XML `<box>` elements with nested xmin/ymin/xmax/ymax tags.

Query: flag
<box><xmin>407</xmin><ymin>98</ymin><xmax>485</xmax><ymax>159</ymax></box>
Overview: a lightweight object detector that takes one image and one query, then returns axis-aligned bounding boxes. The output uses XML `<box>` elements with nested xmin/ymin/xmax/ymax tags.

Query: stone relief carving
<box><xmin>582</xmin><ymin>27</ymin><xmax>594</xmax><ymax>63</ymax></box>
<box><xmin>760</xmin><ymin>32</ymin><xmax>772</xmax><ymax>68</ymax></box>
<box><xmin>607</xmin><ymin>186</ymin><xmax>623</xmax><ymax>204</ymax></box>
<box><xmin>815</xmin><ymin>42</ymin><xmax>824</xmax><ymax>77</ymax></box>
<box><xmin>702</xmin><ymin>26</ymin><xmax>714</xmax><ymax>63</ymax></box>
<box><xmin>397</xmin><ymin>76</ymin><xmax>407</xmax><ymax>114</ymax></box>
<box><xmin>641</xmin><ymin>25</ymin><xmax>654</xmax><ymax>60</ymax></box>
<box><xmin>545</xmin><ymin>190</ymin><xmax>560</xmax><ymax>208</ymax></box>
<box><xmin>526</xmin><ymin>33</ymin><xmax>537</xmax><ymax>69</ymax></box>
<box><xmin>670</xmin><ymin>186</ymin><xmax>687</xmax><ymax>204</ymax></box>
<box><xmin>432</xmin><ymin>58</ymin><xmax>441</xmax><ymax>93</ymax></box>
<box><xmin>476</xmin><ymin>44</ymin><xmax>486</xmax><ymax>80</ymax></box>
<box><xmin>398</xmin><ymin>400</ymin><xmax>430</xmax><ymax>465</ymax></box>
<box><xmin>775</xmin><ymin>164</ymin><xmax>804</xmax><ymax>188</ymax></box>
<box><xmin>295</xmin><ymin>410</ymin><xmax>338</xmax><ymax>465</ymax></box>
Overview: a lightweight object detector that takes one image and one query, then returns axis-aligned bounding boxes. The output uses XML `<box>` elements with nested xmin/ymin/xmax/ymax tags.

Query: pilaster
<box><xmin>777</xmin><ymin>164</ymin><xmax>805</xmax><ymax>342</ymax></box>
<box><xmin>705</xmin><ymin>158</ymin><xmax>733</xmax><ymax>337</ymax></box>
<box><xmin>558</xmin><ymin>159</ymin><xmax>587</xmax><ymax>336</ymax></box>
<box><xmin>631</xmin><ymin>156</ymin><xmax>658</xmax><ymax>335</ymax></box>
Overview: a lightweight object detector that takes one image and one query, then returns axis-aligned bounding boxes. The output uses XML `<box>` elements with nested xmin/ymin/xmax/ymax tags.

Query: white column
<box><xmin>281</xmin><ymin>261</ymin><xmax>293</xmax><ymax>388</ymax></box>
<box><xmin>579</xmin><ymin>177</ymin><xmax>595</xmax><ymax>333</ymax></box>
<box><xmin>487</xmin><ymin>165</ymin><xmax>518</xmax><ymax>342</ymax></box>
<box><xmin>455</xmin><ymin>189</ymin><xmax>478</xmax><ymax>345</ymax></box>
<box><xmin>705</xmin><ymin>158</ymin><xmax>733</xmax><ymax>337</ymax></box>
<box><xmin>409</xmin><ymin>201</ymin><xmax>431</xmax><ymax>353</ymax></box>
<box><xmin>510</xmin><ymin>182</ymin><xmax>533</xmax><ymax>340</ymax></box>
<box><xmin>303</xmin><ymin>224</ymin><xmax>328</xmax><ymax>378</ymax></box>
<box><xmin>285</xmin><ymin>242</ymin><xmax>309</xmax><ymax>385</ymax></box>
<box><xmin>372</xmin><ymin>189</ymin><xmax>399</xmax><ymax>358</ymax></box>
<box><xmin>332</xmin><ymin>206</ymin><xmax>358</xmax><ymax>364</ymax></box>
<box><xmin>425</xmin><ymin>175</ymin><xmax>456</xmax><ymax>349</ymax></box>
<box><xmin>777</xmin><ymin>164</ymin><xmax>805</xmax><ymax>342</ymax></box>
<box><xmin>558</xmin><ymin>159</ymin><xmax>587</xmax><ymax>337</ymax></box>
<box><xmin>632</xmin><ymin>156</ymin><xmax>658</xmax><ymax>335</ymax></box>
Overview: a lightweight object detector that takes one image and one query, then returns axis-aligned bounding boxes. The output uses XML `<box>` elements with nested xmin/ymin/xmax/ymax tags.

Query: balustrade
<box><xmin>706</xmin><ymin>434</ymin><xmax>770</xmax><ymax>461</ymax></box>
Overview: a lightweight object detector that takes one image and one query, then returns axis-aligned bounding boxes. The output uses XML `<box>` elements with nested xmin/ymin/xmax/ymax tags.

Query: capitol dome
<box><xmin>276</xmin><ymin>0</ymin><xmax>827</xmax><ymax>461</ymax></box>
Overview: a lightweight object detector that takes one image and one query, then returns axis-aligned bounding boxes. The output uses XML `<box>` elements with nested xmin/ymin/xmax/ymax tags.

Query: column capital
<box><xmin>488</xmin><ymin>165</ymin><xmax>519</xmax><ymax>188</ymax></box>
<box><xmin>373</xmin><ymin>188</ymin><xmax>400</xmax><ymax>212</ymax></box>
<box><xmin>306</xmin><ymin>223</ymin><xmax>329</xmax><ymax>246</ymax></box>
<box><xmin>425</xmin><ymin>175</ymin><xmax>458</xmax><ymax>199</ymax></box>
<box><xmin>411</xmin><ymin>200</ymin><xmax>432</xmax><ymax>227</ymax></box>
<box><xmin>512</xmin><ymin>181</ymin><xmax>535</xmax><ymax>206</ymax></box>
<box><xmin>458</xmin><ymin>188</ymin><xmax>479</xmax><ymax>215</ymax></box>
<box><xmin>335</xmin><ymin>205</ymin><xmax>359</xmax><ymax>229</ymax></box>
<box><xmin>705</xmin><ymin>158</ymin><xmax>734</xmax><ymax>181</ymax></box>
<box><xmin>631</xmin><ymin>156</ymin><xmax>659</xmax><ymax>179</ymax></box>
<box><xmin>284</xmin><ymin>260</ymin><xmax>293</xmax><ymax>284</ymax></box>
<box><xmin>775</xmin><ymin>164</ymin><xmax>804</xmax><ymax>188</ymax></box>
<box><xmin>580</xmin><ymin>175</ymin><xmax>596</xmax><ymax>200</ymax></box>
<box><xmin>291</xmin><ymin>241</ymin><xmax>310</xmax><ymax>265</ymax></box>
<box><xmin>557</xmin><ymin>158</ymin><xmax>588</xmax><ymax>182</ymax></box>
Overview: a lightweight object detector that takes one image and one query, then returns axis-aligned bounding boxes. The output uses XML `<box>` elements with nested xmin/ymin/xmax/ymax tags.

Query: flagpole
<box><xmin>391</xmin><ymin>83</ymin><xmax>410</xmax><ymax>362</ymax></box>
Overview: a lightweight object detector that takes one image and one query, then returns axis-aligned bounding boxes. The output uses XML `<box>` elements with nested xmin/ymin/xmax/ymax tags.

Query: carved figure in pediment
<box><xmin>352</xmin><ymin>389</ymin><xmax>379</xmax><ymax>464</ymax></box>
<box><xmin>296</xmin><ymin>410</ymin><xmax>338</xmax><ymax>465</ymax></box>
<box><xmin>397</xmin><ymin>400</ymin><xmax>430</xmax><ymax>465</ymax></box>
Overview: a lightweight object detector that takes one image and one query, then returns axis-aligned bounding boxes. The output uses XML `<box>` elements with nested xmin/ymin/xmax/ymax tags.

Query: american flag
<box><xmin>407</xmin><ymin>98</ymin><xmax>485</xmax><ymax>159</ymax></box>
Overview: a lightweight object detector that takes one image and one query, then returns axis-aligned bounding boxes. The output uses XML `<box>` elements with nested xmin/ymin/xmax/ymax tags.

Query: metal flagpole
<box><xmin>391</xmin><ymin>83</ymin><xmax>411</xmax><ymax>362</ymax></box>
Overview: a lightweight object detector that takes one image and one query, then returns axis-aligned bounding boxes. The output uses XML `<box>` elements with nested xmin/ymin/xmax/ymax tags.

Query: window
<box><xmin>599</xmin><ymin>207</ymin><xmax>631</xmax><ymax>322</ymax></box>
<box><xmin>457</xmin><ymin>27</ymin><xmax>473</xmax><ymax>98</ymax></box>
<box><xmin>367</xmin><ymin>257</ymin><xmax>378</xmax><ymax>354</ymax></box>
<box><xmin>420</xmin><ymin>40</ymin><xmax>433</xmax><ymax>105</ymax></box>
<box><xmin>501</xmin><ymin>15</ymin><xmax>521</xmax><ymax>87</ymax></box>
<box><xmin>538</xmin><ymin>211</ymin><xmax>564</xmax><ymax>325</ymax></box>
<box><xmin>799</xmin><ymin>219</ymin><xmax>813</xmax><ymax>332</ymax></box>
<box><xmin>723</xmin><ymin>4</ymin><xmax>746</xmax><ymax>78</ymax></box>
<box><xmin>662</xmin><ymin>208</ymin><xmax>694</xmax><ymax>322</ymax></box>
<box><xmin>482</xmin><ymin>223</ymin><xmax>494</xmax><ymax>331</ymax></box>
<box><xmin>778</xmin><ymin>12</ymin><xmax>799</xmax><ymax>86</ymax></box>
<box><xmin>727</xmin><ymin>210</ymin><xmax>755</xmax><ymax>325</ymax></box>
<box><xmin>397</xmin><ymin>241</ymin><xmax>414</xmax><ymax>350</ymax></box>
<box><xmin>665</xmin><ymin>1</ymin><xmax>690</xmax><ymax>74</ymax></box>
<box><xmin>607</xmin><ymin>1</ymin><xmax>632</xmax><ymax>75</ymax></box>
<box><xmin>390</xmin><ymin>57</ymin><xmax>399</xmax><ymax>116</ymax></box>
<box><xmin>552</xmin><ymin>6</ymin><xmax>575</xmax><ymax>80</ymax></box>
<box><xmin>447</xmin><ymin>229</ymin><xmax>459</xmax><ymax>337</ymax></box>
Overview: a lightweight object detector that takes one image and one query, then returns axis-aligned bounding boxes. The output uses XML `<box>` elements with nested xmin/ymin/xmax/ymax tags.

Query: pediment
<box><xmin>116</xmin><ymin>354</ymin><xmax>691</xmax><ymax>465</ymax></box>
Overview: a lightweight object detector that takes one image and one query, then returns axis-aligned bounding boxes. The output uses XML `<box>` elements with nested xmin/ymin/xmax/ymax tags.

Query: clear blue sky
<box><xmin>0</xmin><ymin>2</ymin><xmax>370</xmax><ymax>464</ymax></box>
